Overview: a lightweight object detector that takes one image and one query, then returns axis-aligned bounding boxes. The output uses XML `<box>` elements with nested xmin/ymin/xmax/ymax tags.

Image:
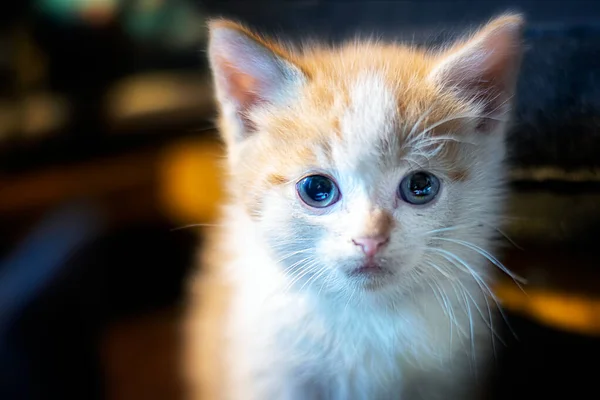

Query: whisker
<box><xmin>422</xmin><ymin>256</ymin><xmax>455</xmax><ymax>280</ymax></box>
<box><xmin>428</xmin><ymin>248</ymin><xmax>519</xmax><ymax>341</ymax></box>
<box><xmin>455</xmin><ymin>273</ymin><xmax>506</xmax><ymax>349</ymax></box>
<box><xmin>418</xmin><ymin>223</ymin><xmax>482</xmax><ymax>237</ymax></box>
<box><xmin>420</xmin><ymin>221</ymin><xmax>524</xmax><ymax>254</ymax></box>
<box><xmin>416</xmin><ymin>135</ymin><xmax>477</xmax><ymax>147</ymax></box>
<box><xmin>273</xmin><ymin>248</ymin><xmax>313</xmax><ymax>265</ymax></box>
<box><xmin>455</xmin><ymin>283</ymin><xmax>477</xmax><ymax>368</ymax></box>
<box><xmin>299</xmin><ymin>264</ymin><xmax>329</xmax><ymax>293</ymax></box>
<box><xmin>426</xmin><ymin>258</ymin><xmax>504</xmax><ymax>347</ymax></box>
<box><xmin>282</xmin><ymin>259</ymin><xmax>321</xmax><ymax>293</ymax></box>
<box><xmin>406</xmin><ymin>104</ymin><xmax>436</xmax><ymax>140</ymax></box>
<box><xmin>344</xmin><ymin>281</ymin><xmax>359</xmax><ymax>313</ymax></box>
<box><xmin>423</xmin><ymin>275</ymin><xmax>464</xmax><ymax>342</ymax></box>
<box><xmin>317</xmin><ymin>270</ymin><xmax>335</xmax><ymax>297</ymax></box>
<box><xmin>170</xmin><ymin>223</ymin><xmax>224</xmax><ymax>231</ymax></box>
<box><xmin>431</xmin><ymin>237</ymin><xmax>527</xmax><ymax>286</ymax></box>
<box><xmin>404</xmin><ymin>113</ymin><xmax>507</xmax><ymax>152</ymax></box>
<box><xmin>477</xmin><ymin>221</ymin><xmax>524</xmax><ymax>251</ymax></box>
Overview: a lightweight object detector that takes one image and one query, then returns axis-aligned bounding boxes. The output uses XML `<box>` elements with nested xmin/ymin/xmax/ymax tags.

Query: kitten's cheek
<box><xmin>400</xmin><ymin>246</ymin><xmax>426</xmax><ymax>270</ymax></box>
<box><xmin>316</xmin><ymin>237</ymin><xmax>350</xmax><ymax>264</ymax></box>
<box><xmin>329</xmin><ymin>235</ymin><xmax>355</xmax><ymax>253</ymax></box>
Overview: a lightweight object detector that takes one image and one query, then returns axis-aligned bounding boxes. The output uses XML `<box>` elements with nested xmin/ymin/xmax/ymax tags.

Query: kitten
<box><xmin>184</xmin><ymin>14</ymin><xmax>524</xmax><ymax>400</ymax></box>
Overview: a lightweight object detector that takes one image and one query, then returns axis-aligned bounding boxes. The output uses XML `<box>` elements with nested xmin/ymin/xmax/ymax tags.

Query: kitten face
<box><xmin>208</xmin><ymin>16</ymin><xmax>523</xmax><ymax>297</ymax></box>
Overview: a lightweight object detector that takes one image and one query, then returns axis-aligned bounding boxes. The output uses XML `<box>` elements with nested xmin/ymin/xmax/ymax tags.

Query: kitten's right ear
<box><xmin>428</xmin><ymin>14</ymin><xmax>524</xmax><ymax>129</ymax></box>
<box><xmin>207</xmin><ymin>20</ymin><xmax>305</xmax><ymax>145</ymax></box>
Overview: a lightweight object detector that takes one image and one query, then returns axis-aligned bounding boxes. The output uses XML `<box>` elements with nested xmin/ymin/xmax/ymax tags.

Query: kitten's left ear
<box><xmin>207</xmin><ymin>20</ymin><xmax>306</xmax><ymax>146</ymax></box>
<box><xmin>428</xmin><ymin>14</ymin><xmax>524</xmax><ymax>126</ymax></box>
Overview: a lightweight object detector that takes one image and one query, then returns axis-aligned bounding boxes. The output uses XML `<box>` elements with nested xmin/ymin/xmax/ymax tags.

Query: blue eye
<box><xmin>399</xmin><ymin>171</ymin><xmax>440</xmax><ymax>205</ymax></box>
<box><xmin>297</xmin><ymin>175</ymin><xmax>340</xmax><ymax>208</ymax></box>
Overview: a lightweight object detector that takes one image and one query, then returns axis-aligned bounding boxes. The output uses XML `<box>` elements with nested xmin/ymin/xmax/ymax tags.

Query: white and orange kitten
<box><xmin>184</xmin><ymin>14</ymin><xmax>524</xmax><ymax>400</ymax></box>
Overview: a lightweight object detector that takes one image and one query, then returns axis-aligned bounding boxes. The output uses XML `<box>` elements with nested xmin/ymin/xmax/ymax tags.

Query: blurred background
<box><xmin>1</xmin><ymin>0</ymin><xmax>600</xmax><ymax>399</ymax></box>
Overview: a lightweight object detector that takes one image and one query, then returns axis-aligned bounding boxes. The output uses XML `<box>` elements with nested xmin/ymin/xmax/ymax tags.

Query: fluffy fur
<box><xmin>184</xmin><ymin>14</ymin><xmax>524</xmax><ymax>400</ymax></box>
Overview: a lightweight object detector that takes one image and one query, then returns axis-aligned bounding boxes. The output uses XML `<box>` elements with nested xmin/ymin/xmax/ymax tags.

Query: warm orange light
<box><xmin>158</xmin><ymin>139</ymin><xmax>225</xmax><ymax>225</ymax></box>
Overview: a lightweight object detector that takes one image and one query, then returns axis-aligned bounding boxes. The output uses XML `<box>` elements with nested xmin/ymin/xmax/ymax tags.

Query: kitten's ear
<box><xmin>428</xmin><ymin>14</ymin><xmax>524</xmax><ymax>128</ymax></box>
<box><xmin>208</xmin><ymin>20</ymin><xmax>305</xmax><ymax>145</ymax></box>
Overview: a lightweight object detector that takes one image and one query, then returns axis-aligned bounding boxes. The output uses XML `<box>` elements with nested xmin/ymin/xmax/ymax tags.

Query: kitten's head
<box><xmin>208</xmin><ymin>15</ymin><xmax>523</xmax><ymax>297</ymax></box>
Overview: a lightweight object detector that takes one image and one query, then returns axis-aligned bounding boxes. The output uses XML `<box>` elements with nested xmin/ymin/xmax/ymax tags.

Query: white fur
<box><xmin>211</xmin><ymin>75</ymin><xmax>510</xmax><ymax>399</ymax></box>
<box><xmin>196</xmin><ymin>20</ymin><xmax>522</xmax><ymax>400</ymax></box>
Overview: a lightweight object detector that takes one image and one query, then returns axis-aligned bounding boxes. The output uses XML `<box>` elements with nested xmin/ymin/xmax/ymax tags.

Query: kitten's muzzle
<box><xmin>351</xmin><ymin>235</ymin><xmax>389</xmax><ymax>258</ymax></box>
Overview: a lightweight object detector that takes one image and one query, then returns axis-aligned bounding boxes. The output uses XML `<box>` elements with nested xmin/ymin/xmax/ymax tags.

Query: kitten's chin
<box><xmin>346</xmin><ymin>262</ymin><xmax>394</xmax><ymax>291</ymax></box>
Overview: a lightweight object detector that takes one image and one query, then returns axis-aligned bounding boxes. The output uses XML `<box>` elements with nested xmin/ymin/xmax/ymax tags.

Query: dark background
<box><xmin>1</xmin><ymin>1</ymin><xmax>600</xmax><ymax>399</ymax></box>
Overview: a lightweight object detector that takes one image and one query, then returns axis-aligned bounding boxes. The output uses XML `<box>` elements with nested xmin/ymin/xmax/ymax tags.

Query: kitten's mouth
<box><xmin>347</xmin><ymin>262</ymin><xmax>392</xmax><ymax>290</ymax></box>
<box><xmin>348</xmin><ymin>262</ymin><xmax>390</xmax><ymax>277</ymax></box>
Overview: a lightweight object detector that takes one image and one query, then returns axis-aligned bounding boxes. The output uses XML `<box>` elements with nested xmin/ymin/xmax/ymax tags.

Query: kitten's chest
<box><xmin>271</xmin><ymin>305</ymin><xmax>427</xmax><ymax>399</ymax></box>
<box><xmin>229</xmin><ymin>281</ymin><xmax>466</xmax><ymax>399</ymax></box>
<box><xmin>272</xmin><ymin>299</ymin><xmax>426</xmax><ymax>379</ymax></box>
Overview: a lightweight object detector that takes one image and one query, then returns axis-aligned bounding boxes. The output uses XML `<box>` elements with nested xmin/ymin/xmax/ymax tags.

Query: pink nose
<box><xmin>352</xmin><ymin>236</ymin><xmax>389</xmax><ymax>258</ymax></box>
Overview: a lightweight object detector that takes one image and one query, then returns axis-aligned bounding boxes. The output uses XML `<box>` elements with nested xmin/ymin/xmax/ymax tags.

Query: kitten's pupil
<box><xmin>297</xmin><ymin>175</ymin><xmax>340</xmax><ymax>208</ymax></box>
<box><xmin>304</xmin><ymin>176</ymin><xmax>332</xmax><ymax>201</ymax></box>
<box><xmin>410</xmin><ymin>173</ymin><xmax>432</xmax><ymax>196</ymax></box>
<box><xmin>399</xmin><ymin>171</ymin><xmax>440</xmax><ymax>205</ymax></box>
